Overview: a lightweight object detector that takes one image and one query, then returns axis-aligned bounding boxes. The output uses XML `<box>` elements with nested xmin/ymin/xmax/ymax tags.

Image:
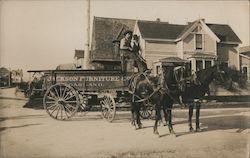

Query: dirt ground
<box><xmin>0</xmin><ymin>88</ymin><xmax>249</xmax><ymax>158</ymax></box>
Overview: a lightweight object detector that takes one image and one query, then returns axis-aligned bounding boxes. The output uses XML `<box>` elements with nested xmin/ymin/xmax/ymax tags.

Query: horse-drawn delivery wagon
<box><xmin>27</xmin><ymin>69</ymin><xmax>153</xmax><ymax>122</ymax></box>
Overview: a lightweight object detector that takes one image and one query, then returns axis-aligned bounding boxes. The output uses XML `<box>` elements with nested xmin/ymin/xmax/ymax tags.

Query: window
<box><xmin>205</xmin><ymin>60</ymin><xmax>212</xmax><ymax>69</ymax></box>
<box><xmin>196</xmin><ymin>60</ymin><xmax>203</xmax><ymax>71</ymax></box>
<box><xmin>195</xmin><ymin>34</ymin><xmax>203</xmax><ymax>50</ymax></box>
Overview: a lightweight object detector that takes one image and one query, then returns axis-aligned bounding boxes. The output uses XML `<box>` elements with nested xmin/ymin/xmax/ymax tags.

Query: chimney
<box><xmin>156</xmin><ymin>18</ymin><xmax>160</xmax><ymax>22</ymax></box>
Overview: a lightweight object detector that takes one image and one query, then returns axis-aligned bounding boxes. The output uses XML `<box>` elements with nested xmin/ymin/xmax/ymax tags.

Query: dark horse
<box><xmin>130</xmin><ymin>64</ymin><xmax>227</xmax><ymax>135</ymax></box>
<box><xmin>181</xmin><ymin>65</ymin><xmax>226</xmax><ymax>132</ymax></box>
<box><xmin>129</xmin><ymin>65</ymin><xmax>185</xmax><ymax>135</ymax></box>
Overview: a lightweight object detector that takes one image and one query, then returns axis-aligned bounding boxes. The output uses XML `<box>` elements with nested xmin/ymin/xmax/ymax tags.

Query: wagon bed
<box><xmin>27</xmin><ymin>69</ymin><xmax>152</xmax><ymax>122</ymax></box>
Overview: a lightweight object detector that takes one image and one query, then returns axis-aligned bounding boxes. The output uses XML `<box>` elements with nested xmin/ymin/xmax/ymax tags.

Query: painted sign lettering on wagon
<box><xmin>45</xmin><ymin>75</ymin><xmax>130</xmax><ymax>90</ymax></box>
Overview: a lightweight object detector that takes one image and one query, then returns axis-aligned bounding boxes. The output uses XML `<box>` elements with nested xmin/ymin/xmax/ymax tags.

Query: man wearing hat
<box><xmin>120</xmin><ymin>31</ymin><xmax>147</xmax><ymax>72</ymax></box>
<box><xmin>120</xmin><ymin>30</ymin><xmax>133</xmax><ymax>51</ymax></box>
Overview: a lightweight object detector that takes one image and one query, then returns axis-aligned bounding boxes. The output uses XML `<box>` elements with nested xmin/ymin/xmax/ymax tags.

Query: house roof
<box><xmin>159</xmin><ymin>57</ymin><xmax>187</xmax><ymax>63</ymax></box>
<box><xmin>176</xmin><ymin>21</ymin><xmax>196</xmax><ymax>39</ymax></box>
<box><xmin>137</xmin><ymin>20</ymin><xmax>241</xmax><ymax>43</ymax></box>
<box><xmin>239</xmin><ymin>46</ymin><xmax>250</xmax><ymax>56</ymax></box>
<box><xmin>206</xmin><ymin>24</ymin><xmax>242</xmax><ymax>43</ymax></box>
<box><xmin>239</xmin><ymin>46</ymin><xmax>250</xmax><ymax>53</ymax></box>
<box><xmin>190</xmin><ymin>53</ymin><xmax>217</xmax><ymax>59</ymax></box>
<box><xmin>91</xmin><ymin>17</ymin><xmax>242</xmax><ymax>62</ymax></box>
<box><xmin>137</xmin><ymin>20</ymin><xmax>186</xmax><ymax>40</ymax></box>
<box><xmin>74</xmin><ymin>50</ymin><xmax>84</xmax><ymax>59</ymax></box>
<box><xmin>0</xmin><ymin>67</ymin><xmax>9</xmax><ymax>74</ymax></box>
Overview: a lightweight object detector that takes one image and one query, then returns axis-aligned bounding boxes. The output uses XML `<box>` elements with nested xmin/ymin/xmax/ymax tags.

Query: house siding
<box><xmin>240</xmin><ymin>55</ymin><xmax>250</xmax><ymax>80</ymax></box>
<box><xmin>204</xmin><ymin>34</ymin><xmax>216</xmax><ymax>53</ymax></box>
<box><xmin>217</xmin><ymin>43</ymin><xmax>239</xmax><ymax>69</ymax></box>
<box><xmin>144</xmin><ymin>41</ymin><xmax>178</xmax><ymax>68</ymax></box>
<box><xmin>183</xmin><ymin>33</ymin><xmax>216</xmax><ymax>55</ymax></box>
<box><xmin>183</xmin><ymin>34</ymin><xmax>194</xmax><ymax>53</ymax></box>
<box><xmin>145</xmin><ymin>53</ymin><xmax>176</xmax><ymax>69</ymax></box>
<box><xmin>146</xmin><ymin>42</ymin><xmax>177</xmax><ymax>52</ymax></box>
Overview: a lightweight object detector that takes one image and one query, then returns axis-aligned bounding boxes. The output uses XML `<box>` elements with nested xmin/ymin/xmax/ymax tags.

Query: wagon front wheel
<box><xmin>100</xmin><ymin>93</ymin><xmax>116</xmax><ymax>122</ymax></box>
<box><xmin>43</xmin><ymin>83</ymin><xmax>79</xmax><ymax>120</ymax></box>
<box><xmin>139</xmin><ymin>101</ymin><xmax>154</xmax><ymax>119</ymax></box>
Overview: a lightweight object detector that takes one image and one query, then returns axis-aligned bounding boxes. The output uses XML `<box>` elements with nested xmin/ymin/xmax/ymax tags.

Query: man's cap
<box><xmin>124</xmin><ymin>30</ymin><xmax>133</xmax><ymax>35</ymax></box>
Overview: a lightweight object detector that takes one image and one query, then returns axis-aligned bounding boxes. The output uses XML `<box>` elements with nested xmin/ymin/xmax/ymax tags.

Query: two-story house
<box><xmin>133</xmin><ymin>18</ymin><xmax>241</xmax><ymax>74</ymax></box>
<box><xmin>91</xmin><ymin>17</ymin><xmax>242</xmax><ymax>74</ymax></box>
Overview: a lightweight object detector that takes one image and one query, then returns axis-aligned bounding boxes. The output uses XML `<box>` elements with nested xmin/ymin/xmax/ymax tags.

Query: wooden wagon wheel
<box><xmin>139</xmin><ymin>100</ymin><xmax>154</xmax><ymax>119</ymax></box>
<box><xmin>100</xmin><ymin>93</ymin><xmax>116</xmax><ymax>122</ymax></box>
<box><xmin>43</xmin><ymin>83</ymin><xmax>79</xmax><ymax>120</ymax></box>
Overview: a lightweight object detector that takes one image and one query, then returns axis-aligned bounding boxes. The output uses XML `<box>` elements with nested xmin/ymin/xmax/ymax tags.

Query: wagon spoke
<box><xmin>60</xmin><ymin>106</ymin><xmax>63</xmax><ymax>120</ymax></box>
<box><xmin>46</xmin><ymin>101</ymin><xmax>56</xmax><ymax>104</ymax></box>
<box><xmin>46</xmin><ymin>96</ymin><xmax>57</xmax><ymax>101</ymax></box>
<box><xmin>64</xmin><ymin>101</ymin><xmax>78</xmax><ymax>104</ymax></box>
<box><xmin>50</xmin><ymin>105</ymin><xmax>59</xmax><ymax>115</ymax></box>
<box><xmin>53</xmin><ymin>87</ymin><xmax>60</xmax><ymax>98</ymax></box>
<box><xmin>66</xmin><ymin>103</ymin><xmax>77</xmax><ymax>110</ymax></box>
<box><xmin>55</xmin><ymin>106</ymin><xmax>60</xmax><ymax>119</ymax></box>
<box><xmin>64</xmin><ymin>94</ymin><xmax>76</xmax><ymax>101</ymax></box>
<box><xmin>63</xmin><ymin>91</ymin><xmax>71</xmax><ymax>100</ymax></box>
<box><xmin>62</xmin><ymin>86</ymin><xmax>67</xmax><ymax>98</ymax></box>
<box><xmin>59</xmin><ymin>85</ymin><xmax>63</xmax><ymax>98</ymax></box>
<box><xmin>63</xmin><ymin>106</ymin><xmax>70</xmax><ymax>119</ymax></box>
<box><xmin>64</xmin><ymin>104</ymin><xmax>73</xmax><ymax>115</ymax></box>
<box><xmin>47</xmin><ymin>103</ymin><xmax>57</xmax><ymax>111</ymax></box>
<box><xmin>49</xmin><ymin>91</ymin><xmax>58</xmax><ymax>100</ymax></box>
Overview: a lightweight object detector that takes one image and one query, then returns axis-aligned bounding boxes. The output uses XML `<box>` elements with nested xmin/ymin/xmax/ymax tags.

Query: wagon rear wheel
<box><xmin>43</xmin><ymin>83</ymin><xmax>79</xmax><ymax>120</ymax></box>
<box><xmin>139</xmin><ymin>101</ymin><xmax>154</xmax><ymax>119</ymax></box>
<box><xmin>100</xmin><ymin>93</ymin><xmax>116</xmax><ymax>122</ymax></box>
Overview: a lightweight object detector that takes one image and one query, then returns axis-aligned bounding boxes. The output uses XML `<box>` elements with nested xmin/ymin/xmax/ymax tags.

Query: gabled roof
<box><xmin>91</xmin><ymin>17</ymin><xmax>242</xmax><ymax>62</ymax></box>
<box><xmin>239</xmin><ymin>46</ymin><xmax>250</xmax><ymax>53</ymax></box>
<box><xmin>239</xmin><ymin>46</ymin><xmax>250</xmax><ymax>57</ymax></box>
<box><xmin>137</xmin><ymin>19</ymin><xmax>241</xmax><ymax>44</ymax></box>
<box><xmin>206</xmin><ymin>24</ymin><xmax>242</xmax><ymax>43</ymax></box>
<box><xmin>137</xmin><ymin>20</ymin><xmax>185</xmax><ymax>40</ymax></box>
<box><xmin>177</xmin><ymin>21</ymin><xmax>196</xmax><ymax>39</ymax></box>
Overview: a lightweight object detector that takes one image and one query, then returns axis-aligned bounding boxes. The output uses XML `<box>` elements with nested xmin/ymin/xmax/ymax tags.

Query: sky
<box><xmin>0</xmin><ymin>0</ymin><xmax>249</xmax><ymax>79</ymax></box>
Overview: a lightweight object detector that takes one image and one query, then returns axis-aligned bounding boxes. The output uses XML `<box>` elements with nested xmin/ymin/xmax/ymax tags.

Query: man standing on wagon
<box><xmin>120</xmin><ymin>30</ymin><xmax>148</xmax><ymax>73</ymax></box>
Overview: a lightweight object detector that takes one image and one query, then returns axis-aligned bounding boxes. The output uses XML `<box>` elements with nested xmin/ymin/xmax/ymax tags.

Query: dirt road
<box><xmin>0</xmin><ymin>91</ymin><xmax>249</xmax><ymax>158</ymax></box>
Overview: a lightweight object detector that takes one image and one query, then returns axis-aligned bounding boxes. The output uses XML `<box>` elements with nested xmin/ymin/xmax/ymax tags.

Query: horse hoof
<box><xmin>189</xmin><ymin>127</ymin><xmax>194</xmax><ymax>132</ymax></box>
<box><xmin>196</xmin><ymin>128</ymin><xmax>202</xmax><ymax>132</ymax></box>
<box><xmin>153</xmin><ymin>130</ymin><xmax>159</xmax><ymax>135</ymax></box>
<box><xmin>138</xmin><ymin>124</ymin><xmax>142</xmax><ymax>129</ymax></box>
<box><xmin>169</xmin><ymin>129</ymin><xmax>176</xmax><ymax>135</ymax></box>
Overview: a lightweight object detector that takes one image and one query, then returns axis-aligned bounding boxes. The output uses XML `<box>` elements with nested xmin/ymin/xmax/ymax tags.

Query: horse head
<box><xmin>128</xmin><ymin>73</ymin><xmax>155</xmax><ymax>101</ymax></box>
<box><xmin>162</xmin><ymin>65</ymin><xmax>186</xmax><ymax>93</ymax></box>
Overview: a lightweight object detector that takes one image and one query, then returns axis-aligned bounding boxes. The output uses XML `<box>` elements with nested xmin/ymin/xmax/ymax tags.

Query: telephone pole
<box><xmin>83</xmin><ymin>0</ymin><xmax>90</xmax><ymax>69</ymax></box>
